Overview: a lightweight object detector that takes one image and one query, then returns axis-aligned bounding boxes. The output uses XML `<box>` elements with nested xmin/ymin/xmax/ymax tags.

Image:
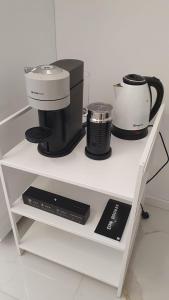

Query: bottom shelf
<box><xmin>19</xmin><ymin>221</ymin><xmax>122</xmax><ymax>288</ymax></box>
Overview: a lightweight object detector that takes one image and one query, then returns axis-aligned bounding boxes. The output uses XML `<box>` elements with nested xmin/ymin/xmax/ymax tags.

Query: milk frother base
<box><xmin>85</xmin><ymin>147</ymin><xmax>112</xmax><ymax>160</ymax></box>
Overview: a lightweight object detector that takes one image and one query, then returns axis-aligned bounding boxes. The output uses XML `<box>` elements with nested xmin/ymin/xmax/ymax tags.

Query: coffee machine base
<box><xmin>38</xmin><ymin>128</ymin><xmax>86</xmax><ymax>158</ymax></box>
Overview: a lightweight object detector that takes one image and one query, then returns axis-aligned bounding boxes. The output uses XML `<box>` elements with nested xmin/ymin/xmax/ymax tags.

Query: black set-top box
<box><xmin>22</xmin><ymin>186</ymin><xmax>90</xmax><ymax>225</ymax></box>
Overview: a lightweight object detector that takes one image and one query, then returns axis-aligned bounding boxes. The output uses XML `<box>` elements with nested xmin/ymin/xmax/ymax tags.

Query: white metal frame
<box><xmin>0</xmin><ymin>103</ymin><xmax>165</xmax><ymax>297</ymax></box>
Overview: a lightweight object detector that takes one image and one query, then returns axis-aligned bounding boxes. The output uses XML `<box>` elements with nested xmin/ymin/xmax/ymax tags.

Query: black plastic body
<box><xmin>26</xmin><ymin>59</ymin><xmax>85</xmax><ymax>157</ymax></box>
<box><xmin>85</xmin><ymin>118</ymin><xmax>112</xmax><ymax>160</ymax></box>
<box><xmin>23</xmin><ymin>186</ymin><xmax>90</xmax><ymax>225</ymax></box>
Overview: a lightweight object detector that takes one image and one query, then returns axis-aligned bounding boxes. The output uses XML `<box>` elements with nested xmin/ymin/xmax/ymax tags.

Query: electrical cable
<box><xmin>146</xmin><ymin>128</ymin><xmax>169</xmax><ymax>184</ymax></box>
<box><xmin>140</xmin><ymin>204</ymin><xmax>150</xmax><ymax>219</ymax></box>
<box><xmin>141</xmin><ymin>127</ymin><xmax>169</xmax><ymax>219</ymax></box>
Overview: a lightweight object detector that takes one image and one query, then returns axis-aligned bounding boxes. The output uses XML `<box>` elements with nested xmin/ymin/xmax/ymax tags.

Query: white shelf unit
<box><xmin>0</xmin><ymin>104</ymin><xmax>165</xmax><ymax>297</ymax></box>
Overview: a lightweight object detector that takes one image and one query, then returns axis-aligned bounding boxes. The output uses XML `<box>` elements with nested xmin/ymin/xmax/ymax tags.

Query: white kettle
<box><xmin>112</xmin><ymin>74</ymin><xmax>164</xmax><ymax>140</ymax></box>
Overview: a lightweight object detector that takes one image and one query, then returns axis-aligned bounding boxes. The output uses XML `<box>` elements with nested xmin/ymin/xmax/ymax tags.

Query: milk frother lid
<box><xmin>87</xmin><ymin>102</ymin><xmax>113</xmax><ymax>123</ymax></box>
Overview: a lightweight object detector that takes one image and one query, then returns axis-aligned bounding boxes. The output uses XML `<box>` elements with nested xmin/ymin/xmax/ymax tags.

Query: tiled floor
<box><xmin>0</xmin><ymin>204</ymin><xmax>169</xmax><ymax>300</ymax></box>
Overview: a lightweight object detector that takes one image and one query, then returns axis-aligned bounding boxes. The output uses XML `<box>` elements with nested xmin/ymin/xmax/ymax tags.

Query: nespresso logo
<box><xmin>31</xmin><ymin>90</ymin><xmax>44</xmax><ymax>95</ymax></box>
<box><xmin>107</xmin><ymin>204</ymin><xmax>119</xmax><ymax>230</ymax></box>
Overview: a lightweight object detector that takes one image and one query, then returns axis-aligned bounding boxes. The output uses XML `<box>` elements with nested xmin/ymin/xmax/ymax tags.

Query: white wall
<box><xmin>0</xmin><ymin>0</ymin><xmax>56</xmax><ymax>239</ymax></box>
<box><xmin>55</xmin><ymin>0</ymin><xmax>169</xmax><ymax>203</ymax></box>
<box><xmin>0</xmin><ymin>0</ymin><xmax>56</xmax><ymax>121</ymax></box>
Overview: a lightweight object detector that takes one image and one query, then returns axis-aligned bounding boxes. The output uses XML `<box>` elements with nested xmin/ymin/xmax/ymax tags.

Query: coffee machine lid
<box><xmin>26</xmin><ymin>65</ymin><xmax>69</xmax><ymax>81</ymax></box>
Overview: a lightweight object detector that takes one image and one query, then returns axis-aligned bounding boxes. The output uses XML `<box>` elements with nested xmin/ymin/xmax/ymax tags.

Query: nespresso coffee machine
<box><xmin>25</xmin><ymin>59</ymin><xmax>85</xmax><ymax>157</ymax></box>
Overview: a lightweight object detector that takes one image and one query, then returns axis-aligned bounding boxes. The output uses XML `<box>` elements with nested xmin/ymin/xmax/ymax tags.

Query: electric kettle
<box><xmin>112</xmin><ymin>74</ymin><xmax>164</xmax><ymax>140</ymax></box>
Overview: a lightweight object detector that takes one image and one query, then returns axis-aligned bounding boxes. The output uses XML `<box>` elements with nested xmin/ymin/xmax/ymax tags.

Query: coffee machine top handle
<box><xmin>24</xmin><ymin>67</ymin><xmax>36</xmax><ymax>74</ymax></box>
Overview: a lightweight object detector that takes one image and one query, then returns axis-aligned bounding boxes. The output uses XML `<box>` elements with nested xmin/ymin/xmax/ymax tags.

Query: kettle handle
<box><xmin>144</xmin><ymin>76</ymin><xmax>164</xmax><ymax>121</ymax></box>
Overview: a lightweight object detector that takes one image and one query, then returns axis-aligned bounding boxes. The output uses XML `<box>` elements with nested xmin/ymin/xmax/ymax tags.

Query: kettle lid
<box><xmin>123</xmin><ymin>74</ymin><xmax>146</xmax><ymax>85</ymax></box>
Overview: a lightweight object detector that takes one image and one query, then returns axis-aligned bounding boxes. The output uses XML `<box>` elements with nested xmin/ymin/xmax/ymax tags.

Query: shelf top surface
<box><xmin>1</xmin><ymin>132</ymin><xmax>151</xmax><ymax>202</ymax></box>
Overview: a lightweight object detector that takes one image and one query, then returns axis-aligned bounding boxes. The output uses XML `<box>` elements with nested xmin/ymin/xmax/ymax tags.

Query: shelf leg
<box><xmin>19</xmin><ymin>248</ymin><xmax>24</xmax><ymax>256</ymax></box>
<box><xmin>0</xmin><ymin>166</ymin><xmax>22</xmax><ymax>255</ymax></box>
<box><xmin>117</xmin><ymin>165</ymin><xmax>146</xmax><ymax>297</ymax></box>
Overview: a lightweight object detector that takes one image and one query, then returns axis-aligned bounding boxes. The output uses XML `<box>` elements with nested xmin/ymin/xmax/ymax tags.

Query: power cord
<box><xmin>141</xmin><ymin>127</ymin><xmax>169</xmax><ymax>219</ymax></box>
<box><xmin>140</xmin><ymin>204</ymin><xmax>150</xmax><ymax>219</ymax></box>
<box><xmin>146</xmin><ymin>129</ymin><xmax>169</xmax><ymax>184</ymax></box>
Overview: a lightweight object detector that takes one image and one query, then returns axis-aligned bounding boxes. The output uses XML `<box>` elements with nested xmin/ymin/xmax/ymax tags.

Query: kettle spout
<box><xmin>113</xmin><ymin>83</ymin><xmax>123</xmax><ymax>87</ymax></box>
<box><xmin>113</xmin><ymin>83</ymin><xmax>123</xmax><ymax>93</ymax></box>
<box><xmin>113</xmin><ymin>83</ymin><xmax>125</xmax><ymax>100</ymax></box>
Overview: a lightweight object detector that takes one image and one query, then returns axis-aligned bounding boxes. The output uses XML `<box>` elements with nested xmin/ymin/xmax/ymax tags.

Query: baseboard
<box><xmin>146</xmin><ymin>196</ymin><xmax>169</xmax><ymax>211</ymax></box>
<box><xmin>0</xmin><ymin>213</ymin><xmax>11</xmax><ymax>241</ymax></box>
<box><xmin>0</xmin><ymin>213</ymin><xmax>21</xmax><ymax>242</ymax></box>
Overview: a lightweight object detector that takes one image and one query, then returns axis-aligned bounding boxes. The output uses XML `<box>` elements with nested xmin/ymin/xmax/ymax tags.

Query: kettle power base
<box><xmin>38</xmin><ymin>128</ymin><xmax>86</xmax><ymax>158</ymax></box>
<box><xmin>112</xmin><ymin>126</ymin><xmax>148</xmax><ymax>140</ymax></box>
<box><xmin>85</xmin><ymin>147</ymin><xmax>112</xmax><ymax>160</ymax></box>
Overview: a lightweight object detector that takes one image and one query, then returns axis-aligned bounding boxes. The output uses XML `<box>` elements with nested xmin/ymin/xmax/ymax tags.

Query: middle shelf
<box><xmin>11</xmin><ymin>176</ymin><xmax>130</xmax><ymax>252</ymax></box>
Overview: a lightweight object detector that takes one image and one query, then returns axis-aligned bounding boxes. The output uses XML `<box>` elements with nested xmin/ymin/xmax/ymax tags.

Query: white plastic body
<box><xmin>113</xmin><ymin>82</ymin><xmax>151</xmax><ymax>130</ymax></box>
<box><xmin>25</xmin><ymin>68</ymin><xmax>70</xmax><ymax>111</ymax></box>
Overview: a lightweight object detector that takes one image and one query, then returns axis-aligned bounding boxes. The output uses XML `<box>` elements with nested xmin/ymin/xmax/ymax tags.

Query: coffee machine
<box><xmin>25</xmin><ymin>59</ymin><xmax>85</xmax><ymax>157</ymax></box>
